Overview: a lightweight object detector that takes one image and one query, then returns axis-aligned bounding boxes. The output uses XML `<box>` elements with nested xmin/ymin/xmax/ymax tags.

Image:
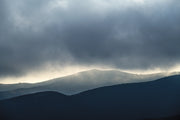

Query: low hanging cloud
<box><xmin>0</xmin><ymin>0</ymin><xmax>180</xmax><ymax>78</ymax></box>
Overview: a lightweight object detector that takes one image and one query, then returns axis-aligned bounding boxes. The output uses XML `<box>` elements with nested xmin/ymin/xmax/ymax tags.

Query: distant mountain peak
<box><xmin>0</xmin><ymin>75</ymin><xmax>180</xmax><ymax>120</ymax></box>
<box><xmin>0</xmin><ymin>70</ymin><xmax>179</xmax><ymax>100</ymax></box>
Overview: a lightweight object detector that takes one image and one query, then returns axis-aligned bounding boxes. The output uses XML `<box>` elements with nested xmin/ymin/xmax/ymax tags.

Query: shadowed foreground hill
<box><xmin>0</xmin><ymin>75</ymin><xmax>180</xmax><ymax>120</ymax></box>
<box><xmin>144</xmin><ymin>115</ymin><xmax>180</xmax><ymax>120</ymax></box>
<box><xmin>0</xmin><ymin>69</ymin><xmax>169</xmax><ymax>100</ymax></box>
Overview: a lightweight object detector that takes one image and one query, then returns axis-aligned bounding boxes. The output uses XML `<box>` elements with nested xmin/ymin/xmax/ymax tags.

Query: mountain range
<box><xmin>0</xmin><ymin>75</ymin><xmax>180</xmax><ymax>120</ymax></box>
<box><xmin>0</xmin><ymin>69</ymin><xmax>173</xmax><ymax>100</ymax></box>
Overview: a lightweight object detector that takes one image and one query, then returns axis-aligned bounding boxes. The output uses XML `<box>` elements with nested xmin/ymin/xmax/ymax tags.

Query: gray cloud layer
<box><xmin>0</xmin><ymin>0</ymin><xmax>180</xmax><ymax>77</ymax></box>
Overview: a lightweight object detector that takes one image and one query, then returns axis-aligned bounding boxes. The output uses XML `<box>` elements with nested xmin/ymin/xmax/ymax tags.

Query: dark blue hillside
<box><xmin>0</xmin><ymin>75</ymin><xmax>180</xmax><ymax>120</ymax></box>
<box><xmin>71</xmin><ymin>75</ymin><xmax>180</xmax><ymax>119</ymax></box>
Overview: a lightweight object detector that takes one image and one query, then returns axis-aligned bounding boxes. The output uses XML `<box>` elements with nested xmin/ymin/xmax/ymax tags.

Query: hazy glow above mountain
<box><xmin>1</xmin><ymin>64</ymin><xmax>180</xmax><ymax>84</ymax></box>
<box><xmin>0</xmin><ymin>65</ymin><xmax>97</xmax><ymax>84</ymax></box>
<box><xmin>133</xmin><ymin>0</ymin><xmax>144</xmax><ymax>4</ymax></box>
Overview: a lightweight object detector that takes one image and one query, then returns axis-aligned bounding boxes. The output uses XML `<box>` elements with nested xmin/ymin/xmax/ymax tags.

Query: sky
<box><xmin>0</xmin><ymin>0</ymin><xmax>180</xmax><ymax>83</ymax></box>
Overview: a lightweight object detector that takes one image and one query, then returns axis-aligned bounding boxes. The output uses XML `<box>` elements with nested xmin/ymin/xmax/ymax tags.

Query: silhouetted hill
<box><xmin>144</xmin><ymin>115</ymin><xmax>180</xmax><ymax>120</ymax></box>
<box><xmin>0</xmin><ymin>75</ymin><xmax>180</xmax><ymax>120</ymax></box>
<box><xmin>0</xmin><ymin>69</ymin><xmax>169</xmax><ymax>100</ymax></box>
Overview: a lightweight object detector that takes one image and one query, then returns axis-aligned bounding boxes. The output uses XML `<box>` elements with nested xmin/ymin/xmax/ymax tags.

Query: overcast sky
<box><xmin>0</xmin><ymin>0</ymin><xmax>180</xmax><ymax>83</ymax></box>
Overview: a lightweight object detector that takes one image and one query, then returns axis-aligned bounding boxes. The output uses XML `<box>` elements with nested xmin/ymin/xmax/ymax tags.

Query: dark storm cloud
<box><xmin>0</xmin><ymin>0</ymin><xmax>180</xmax><ymax>77</ymax></box>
